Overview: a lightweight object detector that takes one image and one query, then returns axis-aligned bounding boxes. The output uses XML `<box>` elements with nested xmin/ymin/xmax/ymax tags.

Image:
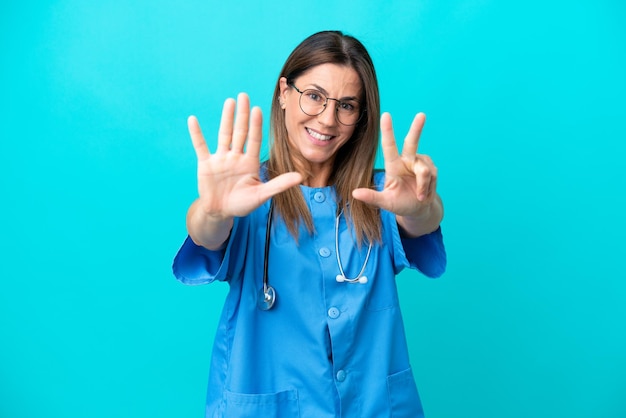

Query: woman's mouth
<box><xmin>306</xmin><ymin>127</ymin><xmax>333</xmax><ymax>142</ymax></box>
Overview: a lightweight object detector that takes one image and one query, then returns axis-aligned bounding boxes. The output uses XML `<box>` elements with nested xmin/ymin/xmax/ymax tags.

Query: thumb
<box><xmin>257</xmin><ymin>172</ymin><xmax>303</xmax><ymax>201</ymax></box>
<box><xmin>352</xmin><ymin>188</ymin><xmax>386</xmax><ymax>209</ymax></box>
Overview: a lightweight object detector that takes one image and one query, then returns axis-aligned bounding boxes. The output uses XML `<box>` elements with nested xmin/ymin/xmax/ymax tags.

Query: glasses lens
<box><xmin>299</xmin><ymin>89</ymin><xmax>326</xmax><ymax>116</ymax></box>
<box><xmin>336</xmin><ymin>100</ymin><xmax>361</xmax><ymax>126</ymax></box>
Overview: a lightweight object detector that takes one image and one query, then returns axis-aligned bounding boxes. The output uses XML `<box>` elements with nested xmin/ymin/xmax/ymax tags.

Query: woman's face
<box><xmin>279</xmin><ymin>63</ymin><xmax>362</xmax><ymax>176</ymax></box>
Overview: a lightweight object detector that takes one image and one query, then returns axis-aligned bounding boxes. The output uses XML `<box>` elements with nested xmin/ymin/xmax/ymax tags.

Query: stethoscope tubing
<box><xmin>257</xmin><ymin>200</ymin><xmax>276</xmax><ymax>311</ymax></box>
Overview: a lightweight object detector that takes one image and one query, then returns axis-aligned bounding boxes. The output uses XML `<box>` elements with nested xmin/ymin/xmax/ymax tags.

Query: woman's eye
<box><xmin>306</xmin><ymin>91</ymin><xmax>324</xmax><ymax>102</ymax></box>
<box><xmin>340</xmin><ymin>102</ymin><xmax>356</xmax><ymax>112</ymax></box>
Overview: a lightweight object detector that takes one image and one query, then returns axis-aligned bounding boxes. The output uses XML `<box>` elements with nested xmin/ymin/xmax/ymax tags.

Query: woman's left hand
<box><xmin>352</xmin><ymin>112</ymin><xmax>443</xmax><ymax>236</ymax></box>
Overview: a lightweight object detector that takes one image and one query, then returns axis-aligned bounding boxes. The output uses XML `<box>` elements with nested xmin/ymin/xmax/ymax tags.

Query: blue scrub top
<box><xmin>173</xmin><ymin>171</ymin><xmax>446</xmax><ymax>418</ymax></box>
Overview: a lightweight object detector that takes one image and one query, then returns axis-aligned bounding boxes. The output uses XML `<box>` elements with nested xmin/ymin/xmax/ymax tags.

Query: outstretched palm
<box><xmin>189</xmin><ymin>93</ymin><xmax>302</xmax><ymax>219</ymax></box>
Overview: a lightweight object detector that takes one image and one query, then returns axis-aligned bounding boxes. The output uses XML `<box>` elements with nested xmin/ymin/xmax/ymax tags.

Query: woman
<box><xmin>173</xmin><ymin>30</ymin><xmax>446</xmax><ymax>418</ymax></box>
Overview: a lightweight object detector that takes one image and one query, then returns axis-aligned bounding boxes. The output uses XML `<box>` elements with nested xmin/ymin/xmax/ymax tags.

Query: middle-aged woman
<box><xmin>173</xmin><ymin>30</ymin><xmax>446</xmax><ymax>417</ymax></box>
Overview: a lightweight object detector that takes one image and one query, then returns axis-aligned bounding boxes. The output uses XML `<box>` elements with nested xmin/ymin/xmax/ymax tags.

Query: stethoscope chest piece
<box><xmin>257</xmin><ymin>285</ymin><xmax>276</xmax><ymax>311</ymax></box>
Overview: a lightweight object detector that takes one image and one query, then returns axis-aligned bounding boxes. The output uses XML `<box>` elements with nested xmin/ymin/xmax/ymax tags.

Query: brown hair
<box><xmin>268</xmin><ymin>30</ymin><xmax>381</xmax><ymax>244</ymax></box>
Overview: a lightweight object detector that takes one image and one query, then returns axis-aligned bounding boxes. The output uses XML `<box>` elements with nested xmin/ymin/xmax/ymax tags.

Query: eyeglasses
<box><xmin>289</xmin><ymin>83</ymin><xmax>364</xmax><ymax>126</ymax></box>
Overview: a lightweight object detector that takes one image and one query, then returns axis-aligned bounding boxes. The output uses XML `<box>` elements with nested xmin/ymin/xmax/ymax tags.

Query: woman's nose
<box><xmin>317</xmin><ymin>101</ymin><xmax>338</xmax><ymax>126</ymax></box>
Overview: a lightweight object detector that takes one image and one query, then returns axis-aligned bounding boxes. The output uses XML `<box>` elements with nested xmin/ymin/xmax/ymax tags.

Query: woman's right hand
<box><xmin>186</xmin><ymin>93</ymin><xmax>302</xmax><ymax>249</ymax></box>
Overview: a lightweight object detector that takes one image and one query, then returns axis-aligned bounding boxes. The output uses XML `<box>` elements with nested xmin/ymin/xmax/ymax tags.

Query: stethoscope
<box><xmin>257</xmin><ymin>201</ymin><xmax>277</xmax><ymax>310</ymax></box>
<box><xmin>257</xmin><ymin>201</ymin><xmax>372</xmax><ymax>311</ymax></box>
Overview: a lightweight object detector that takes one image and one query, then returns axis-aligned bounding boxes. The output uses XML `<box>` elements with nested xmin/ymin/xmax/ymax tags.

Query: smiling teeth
<box><xmin>307</xmin><ymin>128</ymin><xmax>332</xmax><ymax>141</ymax></box>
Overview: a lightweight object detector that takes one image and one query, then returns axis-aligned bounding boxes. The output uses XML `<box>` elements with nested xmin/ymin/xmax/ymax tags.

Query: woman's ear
<box><xmin>278</xmin><ymin>77</ymin><xmax>289</xmax><ymax>108</ymax></box>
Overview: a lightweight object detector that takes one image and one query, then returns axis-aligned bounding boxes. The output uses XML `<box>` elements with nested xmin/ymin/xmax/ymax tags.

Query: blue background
<box><xmin>1</xmin><ymin>1</ymin><xmax>625</xmax><ymax>417</ymax></box>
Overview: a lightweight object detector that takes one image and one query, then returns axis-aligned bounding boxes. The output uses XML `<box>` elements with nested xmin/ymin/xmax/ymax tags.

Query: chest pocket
<box><xmin>220</xmin><ymin>389</ymin><xmax>300</xmax><ymax>418</ymax></box>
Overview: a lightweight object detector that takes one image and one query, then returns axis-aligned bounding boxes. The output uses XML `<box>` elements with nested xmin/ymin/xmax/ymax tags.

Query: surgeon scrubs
<box><xmin>173</xmin><ymin>171</ymin><xmax>446</xmax><ymax>418</ymax></box>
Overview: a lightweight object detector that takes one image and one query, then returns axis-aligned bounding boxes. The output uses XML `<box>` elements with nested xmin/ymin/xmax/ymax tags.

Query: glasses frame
<box><xmin>289</xmin><ymin>82</ymin><xmax>365</xmax><ymax>126</ymax></box>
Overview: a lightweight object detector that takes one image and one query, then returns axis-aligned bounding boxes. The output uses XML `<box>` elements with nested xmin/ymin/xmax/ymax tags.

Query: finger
<box><xmin>245</xmin><ymin>106</ymin><xmax>263</xmax><ymax>159</ymax></box>
<box><xmin>257</xmin><ymin>172</ymin><xmax>303</xmax><ymax>201</ymax></box>
<box><xmin>352</xmin><ymin>188</ymin><xmax>389</xmax><ymax>210</ymax></box>
<box><xmin>427</xmin><ymin>161</ymin><xmax>438</xmax><ymax>200</ymax></box>
<box><xmin>217</xmin><ymin>98</ymin><xmax>236</xmax><ymax>152</ymax></box>
<box><xmin>401</xmin><ymin>112</ymin><xmax>426</xmax><ymax>159</ymax></box>
<box><xmin>413</xmin><ymin>157</ymin><xmax>435</xmax><ymax>201</ymax></box>
<box><xmin>231</xmin><ymin>93</ymin><xmax>250</xmax><ymax>153</ymax></box>
<box><xmin>188</xmin><ymin>115</ymin><xmax>210</xmax><ymax>160</ymax></box>
<box><xmin>380</xmin><ymin>113</ymin><xmax>400</xmax><ymax>166</ymax></box>
<box><xmin>427</xmin><ymin>175</ymin><xmax>438</xmax><ymax>200</ymax></box>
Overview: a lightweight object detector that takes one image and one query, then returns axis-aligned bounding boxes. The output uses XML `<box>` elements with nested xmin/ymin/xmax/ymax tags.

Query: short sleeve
<box><xmin>172</xmin><ymin>218</ymin><xmax>244</xmax><ymax>285</ymax></box>
<box><xmin>171</xmin><ymin>236</ymin><xmax>227</xmax><ymax>285</ymax></box>
<box><xmin>401</xmin><ymin>227</ymin><xmax>446</xmax><ymax>278</ymax></box>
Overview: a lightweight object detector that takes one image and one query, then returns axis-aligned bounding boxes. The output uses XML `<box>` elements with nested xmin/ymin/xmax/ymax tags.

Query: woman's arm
<box><xmin>186</xmin><ymin>199</ymin><xmax>234</xmax><ymax>250</ymax></box>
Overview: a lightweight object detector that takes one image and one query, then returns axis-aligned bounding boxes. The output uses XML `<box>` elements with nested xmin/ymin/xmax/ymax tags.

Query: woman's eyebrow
<box><xmin>309</xmin><ymin>83</ymin><xmax>359</xmax><ymax>101</ymax></box>
<box><xmin>310</xmin><ymin>84</ymin><xmax>329</xmax><ymax>96</ymax></box>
